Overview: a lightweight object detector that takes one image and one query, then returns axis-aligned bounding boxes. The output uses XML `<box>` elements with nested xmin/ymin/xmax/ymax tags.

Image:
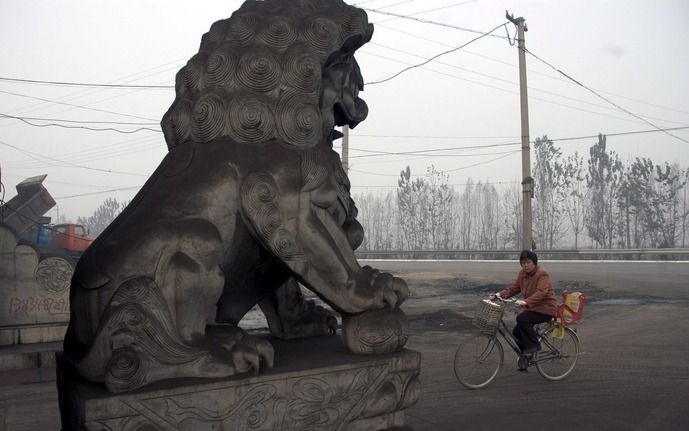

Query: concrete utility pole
<box><xmin>506</xmin><ymin>11</ymin><xmax>534</xmax><ymax>251</ymax></box>
<box><xmin>342</xmin><ymin>125</ymin><xmax>350</xmax><ymax>174</ymax></box>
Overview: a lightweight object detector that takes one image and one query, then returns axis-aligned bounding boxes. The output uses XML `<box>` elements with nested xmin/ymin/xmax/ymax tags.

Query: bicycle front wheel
<box><xmin>453</xmin><ymin>333</ymin><xmax>503</xmax><ymax>389</ymax></box>
<box><xmin>535</xmin><ymin>326</ymin><xmax>579</xmax><ymax>381</ymax></box>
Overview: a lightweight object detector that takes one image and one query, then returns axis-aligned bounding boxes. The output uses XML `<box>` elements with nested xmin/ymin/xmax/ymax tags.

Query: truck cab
<box><xmin>51</xmin><ymin>224</ymin><xmax>94</xmax><ymax>254</ymax></box>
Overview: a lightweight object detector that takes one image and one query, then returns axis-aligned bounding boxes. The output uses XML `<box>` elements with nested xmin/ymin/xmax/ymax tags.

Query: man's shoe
<box><xmin>517</xmin><ymin>355</ymin><xmax>529</xmax><ymax>372</ymax></box>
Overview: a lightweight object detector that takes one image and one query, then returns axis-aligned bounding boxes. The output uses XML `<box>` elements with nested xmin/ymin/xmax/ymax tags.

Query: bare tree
<box><xmin>354</xmin><ymin>192</ymin><xmax>399</xmax><ymax>251</ymax></box>
<box><xmin>425</xmin><ymin>166</ymin><xmax>454</xmax><ymax>250</ymax></box>
<box><xmin>458</xmin><ymin>179</ymin><xmax>476</xmax><ymax>249</ymax></box>
<box><xmin>77</xmin><ymin>197</ymin><xmax>122</xmax><ymax>237</ymax></box>
<box><xmin>500</xmin><ymin>183</ymin><xmax>522</xmax><ymax>249</ymax></box>
<box><xmin>473</xmin><ymin>181</ymin><xmax>501</xmax><ymax>249</ymax></box>
<box><xmin>397</xmin><ymin>166</ymin><xmax>429</xmax><ymax>250</ymax></box>
<box><xmin>651</xmin><ymin>163</ymin><xmax>685</xmax><ymax>247</ymax></box>
<box><xmin>561</xmin><ymin>152</ymin><xmax>586</xmax><ymax>248</ymax></box>
<box><xmin>618</xmin><ymin>158</ymin><xmax>654</xmax><ymax>247</ymax></box>
<box><xmin>682</xmin><ymin>169</ymin><xmax>689</xmax><ymax>247</ymax></box>
<box><xmin>471</xmin><ymin>181</ymin><xmax>485</xmax><ymax>249</ymax></box>
<box><xmin>354</xmin><ymin>136</ymin><xmax>687</xmax><ymax>252</ymax></box>
<box><xmin>532</xmin><ymin>136</ymin><xmax>568</xmax><ymax>249</ymax></box>
<box><xmin>586</xmin><ymin>134</ymin><xmax>623</xmax><ymax>248</ymax></box>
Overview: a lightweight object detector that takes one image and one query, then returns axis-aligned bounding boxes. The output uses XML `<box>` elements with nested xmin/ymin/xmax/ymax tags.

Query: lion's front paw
<box><xmin>359</xmin><ymin>266</ymin><xmax>409</xmax><ymax>309</ymax></box>
<box><xmin>220</xmin><ymin>331</ymin><xmax>274</xmax><ymax>374</ymax></box>
<box><xmin>376</xmin><ymin>272</ymin><xmax>409</xmax><ymax>309</ymax></box>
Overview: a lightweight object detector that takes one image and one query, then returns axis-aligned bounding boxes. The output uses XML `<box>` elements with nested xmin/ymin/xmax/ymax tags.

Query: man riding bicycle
<box><xmin>491</xmin><ymin>250</ymin><xmax>558</xmax><ymax>368</ymax></box>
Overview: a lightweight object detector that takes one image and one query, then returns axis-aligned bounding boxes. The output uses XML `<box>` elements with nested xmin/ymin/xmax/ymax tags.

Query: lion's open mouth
<box><xmin>333</xmin><ymin>98</ymin><xmax>368</xmax><ymax>130</ymax></box>
<box><xmin>333</xmin><ymin>102</ymin><xmax>349</xmax><ymax>128</ymax></box>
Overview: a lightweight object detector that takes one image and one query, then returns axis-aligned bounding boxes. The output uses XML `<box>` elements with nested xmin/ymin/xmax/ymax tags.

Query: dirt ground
<box><xmin>1</xmin><ymin>260</ymin><xmax>688</xmax><ymax>430</ymax></box>
<box><xmin>381</xmin><ymin>261</ymin><xmax>689</xmax><ymax>431</ymax></box>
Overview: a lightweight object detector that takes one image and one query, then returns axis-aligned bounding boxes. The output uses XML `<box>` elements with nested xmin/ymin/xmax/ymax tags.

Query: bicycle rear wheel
<box><xmin>535</xmin><ymin>326</ymin><xmax>579</xmax><ymax>381</ymax></box>
<box><xmin>453</xmin><ymin>333</ymin><xmax>503</xmax><ymax>389</ymax></box>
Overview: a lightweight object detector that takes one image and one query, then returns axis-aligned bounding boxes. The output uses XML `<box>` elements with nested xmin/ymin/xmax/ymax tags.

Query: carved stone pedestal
<box><xmin>57</xmin><ymin>334</ymin><xmax>421</xmax><ymax>431</ymax></box>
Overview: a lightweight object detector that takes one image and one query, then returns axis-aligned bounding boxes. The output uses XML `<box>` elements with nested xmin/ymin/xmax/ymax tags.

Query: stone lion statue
<box><xmin>63</xmin><ymin>0</ymin><xmax>408</xmax><ymax>393</ymax></box>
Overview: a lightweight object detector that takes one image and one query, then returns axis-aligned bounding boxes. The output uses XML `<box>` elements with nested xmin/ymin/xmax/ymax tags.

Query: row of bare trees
<box><xmin>76</xmin><ymin>197</ymin><xmax>125</xmax><ymax>237</ymax></box>
<box><xmin>354</xmin><ymin>134</ymin><xmax>689</xmax><ymax>251</ymax></box>
<box><xmin>75</xmin><ymin>134</ymin><xmax>688</xmax><ymax>250</ymax></box>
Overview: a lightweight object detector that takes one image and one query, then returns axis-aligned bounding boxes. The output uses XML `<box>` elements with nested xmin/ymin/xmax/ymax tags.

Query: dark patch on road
<box><xmin>408</xmin><ymin>309</ymin><xmax>471</xmax><ymax>332</ymax></box>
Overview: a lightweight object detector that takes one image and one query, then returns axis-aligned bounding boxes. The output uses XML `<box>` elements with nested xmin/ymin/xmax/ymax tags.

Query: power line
<box><xmin>372</xmin><ymin>1</ymin><xmax>480</xmax><ymax>25</ymax></box>
<box><xmin>7</xmin><ymin>124</ymin><xmax>685</xmax><ymax>176</ymax></box>
<box><xmin>523</xmin><ymin>47</ymin><xmax>689</xmax><ymax>145</ymax></box>
<box><xmin>443</xmin><ymin>149</ymin><xmax>519</xmax><ymax>172</ymax></box>
<box><xmin>0</xmin><ymin>139</ymin><xmax>149</xmax><ymax>177</ymax></box>
<box><xmin>0</xmin><ymin>113</ymin><xmax>162</xmax><ymax>134</ymax></box>
<box><xmin>369</xmin><ymin>0</ymin><xmax>421</xmax><ymax>10</ymax></box>
<box><xmin>347</xmin><ymin>142</ymin><xmax>520</xmax><ymax>158</ymax></box>
<box><xmin>350</xmin><ymin>180</ymin><xmax>520</xmax><ymax>188</ymax></box>
<box><xmin>2</xmin><ymin>58</ymin><xmax>184</xmax><ymax>122</ymax></box>
<box><xmin>550</xmin><ymin>126</ymin><xmax>689</xmax><ymax>142</ymax></box>
<box><xmin>380</xmin><ymin>148</ymin><xmax>518</xmax><ymax>158</ymax></box>
<box><xmin>342</xmin><ymin>125</ymin><xmax>689</xmax><ymax>160</ymax></box>
<box><xmin>0</xmin><ymin>174</ymin><xmax>135</xmax><ymax>191</ymax></box>
<box><xmin>366</xmin><ymin>42</ymin><xmax>686</xmax><ymax>126</ymax></box>
<box><xmin>5</xmin><ymin>133</ymin><xmax>162</xmax><ymax>169</ymax></box>
<box><xmin>0</xmin><ymin>89</ymin><xmax>159</xmax><ymax>122</ymax></box>
<box><xmin>4</xmin><ymin>24</ymin><xmax>683</xmax><ymax>125</ymax></box>
<box><xmin>55</xmin><ymin>186</ymin><xmax>142</xmax><ymax>199</ymax></box>
<box><xmin>352</xmin><ymin>0</ymin><xmax>378</xmax><ymax>6</ymax></box>
<box><xmin>365</xmin><ymin>21</ymin><xmax>508</xmax><ymax>85</ymax></box>
<box><xmin>0</xmin><ymin>113</ymin><xmax>158</xmax><ymax>126</ymax></box>
<box><xmin>370</xmin><ymin>125</ymin><xmax>689</xmax><ymax>145</ymax></box>
<box><xmin>349</xmin><ymin>149</ymin><xmax>520</xmax><ymax>176</ymax></box>
<box><xmin>7</xmin><ymin>124</ymin><xmax>688</xmax><ymax>199</ymax></box>
<box><xmin>0</xmin><ymin>76</ymin><xmax>173</xmax><ymax>89</ymax></box>
<box><xmin>348</xmin><ymin>133</ymin><xmax>518</xmax><ymax>139</ymax></box>
<box><xmin>363</xmin><ymin>5</ymin><xmax>505</xmax><ymax>39</ymax></box>
<box><xmin>374</xmin><ymin>23</ymin><xmax>689</xmax><ymax>117</ymax></box>
<box><xmin>7</xmin><ymin>139</ymin><xmax>163</xmax><ymax>170</ymax></box>
<box><xmin>9</xmin><ymin>123</ymin><xmax>683</xmax><ymax>172</ymax></box>
<box><xmin>361</xmin><ymin>47</ymin><xmax>685</xmax><ymax>126</ymax></box>
<box><xmin>362</xmin><ymin>48</ymin><xmax>637</xmax><ymax>123</ymax></box>
<box><xmin>350</xmin><ymin>149</ymin><xmax>520</xmax><ymax>167</ymax></box>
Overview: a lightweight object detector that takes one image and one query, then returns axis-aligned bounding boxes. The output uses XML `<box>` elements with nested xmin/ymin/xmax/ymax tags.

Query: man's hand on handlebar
<box><xmin>515</xmin><ymin>299</ymin><xmax>527</xmax><ymax>308</ymax></box>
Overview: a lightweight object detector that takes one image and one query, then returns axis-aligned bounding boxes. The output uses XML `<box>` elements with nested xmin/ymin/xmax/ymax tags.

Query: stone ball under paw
<box><xmin>342</xmin><ymin>307</ymin><xmax>409</xmax><ymax>354</ymax></box>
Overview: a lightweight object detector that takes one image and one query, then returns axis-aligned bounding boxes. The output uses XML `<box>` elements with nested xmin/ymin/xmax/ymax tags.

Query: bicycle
<box><xmin>453</xmin><ymin>291</ymin><xmax>585</xmax><ymax>389</ymax></box>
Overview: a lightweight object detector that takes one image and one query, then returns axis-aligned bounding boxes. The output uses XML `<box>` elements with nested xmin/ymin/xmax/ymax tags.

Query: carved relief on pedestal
<box><xmin>84</xmin><ymin>356</ymin><xmax>420</xmax><ymax>431</ymax></box>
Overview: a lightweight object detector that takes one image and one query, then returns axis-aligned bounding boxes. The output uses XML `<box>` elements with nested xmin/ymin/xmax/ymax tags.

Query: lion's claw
<box><xmin>393</xmin><ymin>277</ymin><xmax>409</xmax><ymax>305</ymax></box>
<box><xmin>382</xmin><ymin>288</ymin><xmax>398</xmax><ymax>309</ymax></box>
<box><xmin>359</xmin><ymin>269</ymin><xmax>408</xmax><ymax>309</ymax></box>
<box><xmin>220</xmin><ymin>330</ymin><xmax>274</xmax><ymax>374</ymax></box>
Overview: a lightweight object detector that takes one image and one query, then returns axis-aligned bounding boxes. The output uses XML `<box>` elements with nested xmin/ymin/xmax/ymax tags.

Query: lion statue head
<box><xmin>161</xmin><ymin>0</ymin><xmax>373</xmax><ymax>150</ymax></box>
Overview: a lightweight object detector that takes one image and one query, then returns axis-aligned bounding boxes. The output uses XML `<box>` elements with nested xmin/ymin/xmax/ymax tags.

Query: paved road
<box><xmin>366</xmin><ymin>260</ymin><xmax>689</xmax><ymax>431</ymax></box>
<box><xmin>1</xmin><ymin>260</ymin><xmax>687</xmax><ymax>430</ymax></box>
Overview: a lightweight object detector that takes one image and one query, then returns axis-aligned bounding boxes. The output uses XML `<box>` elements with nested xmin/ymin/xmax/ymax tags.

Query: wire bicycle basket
<box><xmin>472</xmin><ymin>299</ymin><xmax>505</xmax><ymax>335</ymax></box>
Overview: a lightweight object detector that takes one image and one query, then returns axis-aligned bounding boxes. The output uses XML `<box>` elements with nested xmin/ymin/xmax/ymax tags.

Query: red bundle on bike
<box><xmin>557</xmin><ymin>291</ymin><xmax>586</xmax><ymax>326</ymax></box>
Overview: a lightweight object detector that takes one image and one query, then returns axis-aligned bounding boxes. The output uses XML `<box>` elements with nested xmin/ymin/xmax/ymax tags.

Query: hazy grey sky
<box><xmin>1</xmin><ymin>0</ymin><xmax>688</xmax><ymax>220</ymax></box>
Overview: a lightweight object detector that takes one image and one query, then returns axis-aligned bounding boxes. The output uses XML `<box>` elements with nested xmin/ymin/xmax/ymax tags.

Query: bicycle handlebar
<box><xmin>489</xmin><ymin>295</ymin><xmax>517</xmax><ymax>304</ymax></box>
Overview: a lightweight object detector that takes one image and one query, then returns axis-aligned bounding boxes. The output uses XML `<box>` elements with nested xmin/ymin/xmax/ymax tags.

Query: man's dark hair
<box><xmin>519</xmin><ymin>249</ymin><xmax>538</xmax><ymax>265</ymax></box>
